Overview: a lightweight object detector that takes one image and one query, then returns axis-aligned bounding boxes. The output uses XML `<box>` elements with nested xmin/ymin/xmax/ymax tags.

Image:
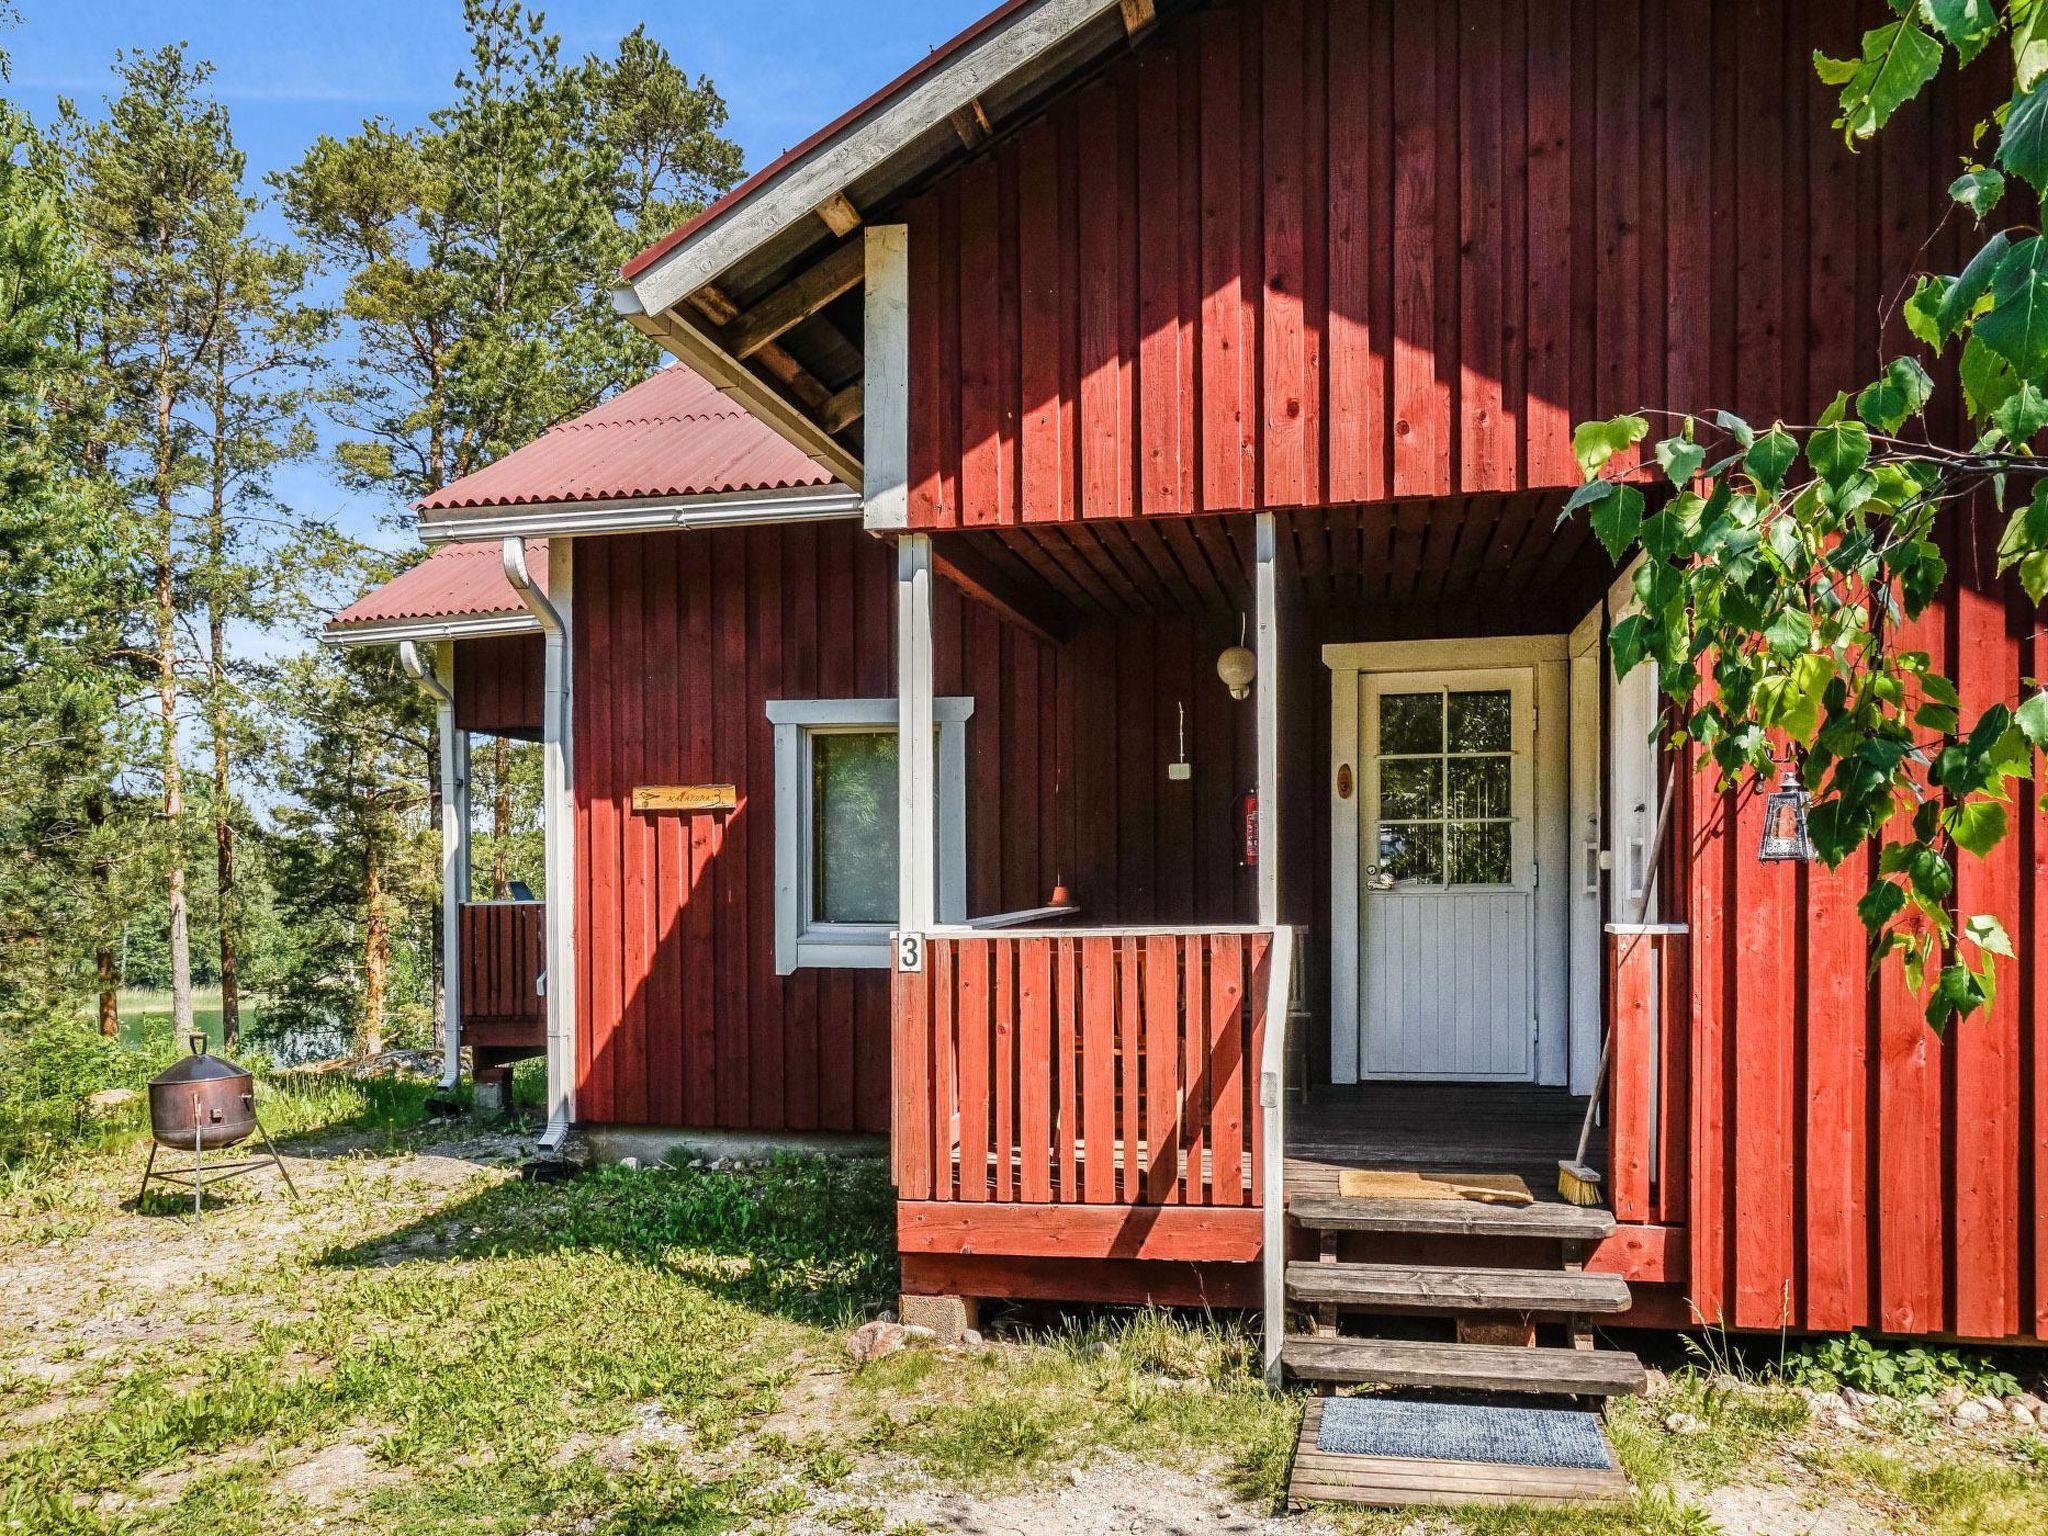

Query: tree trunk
<box><xmin>155</xmin><ymin>351</ymin><xmax>193</xmax><ymax>1043</ymax></box>
<box><xmin>492</xmin><ymin>735</ymin><xmax>511</xmax><ymax>898</ymax></box>
<box><xmin>211</xmin><ymin>653</ymin><xmax>239</xmax><ymax>1049</ymax></box>
<box><xmin>96</xmin><ymin>949</ymin><xmax>119</xmax><ymax>1037</ymax></box>
<box><xmin>359</xmin><ymin>847</ymin><xmax>388</xmax><ymax>1059</ymax></box>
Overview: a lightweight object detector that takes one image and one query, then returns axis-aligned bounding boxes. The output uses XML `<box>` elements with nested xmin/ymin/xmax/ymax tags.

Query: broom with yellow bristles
<box><xmin>1559</xmin><ymin>765</ymin><xmax>1678</xmax><ymax>1207</ymax></box>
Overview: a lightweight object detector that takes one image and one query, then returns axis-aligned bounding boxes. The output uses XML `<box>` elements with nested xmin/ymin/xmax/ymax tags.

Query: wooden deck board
<box><xmin>1287</xmin><ymin>1399</ymin><xmax>1631</xmax><ymax>1510</ymax></box>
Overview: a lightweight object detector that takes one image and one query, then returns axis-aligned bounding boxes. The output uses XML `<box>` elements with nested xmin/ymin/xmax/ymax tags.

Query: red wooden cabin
<box><xmin>333</xmin><ymin>0</ymin><xmax>2048</xmax><ymax>1384</ymax></box>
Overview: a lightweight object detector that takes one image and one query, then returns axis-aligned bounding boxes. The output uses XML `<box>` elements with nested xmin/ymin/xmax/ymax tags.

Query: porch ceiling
<box><xmin>933</xmin><ymin>492</ymin><xmax>1618</xmax><ymax>639</ymax></box>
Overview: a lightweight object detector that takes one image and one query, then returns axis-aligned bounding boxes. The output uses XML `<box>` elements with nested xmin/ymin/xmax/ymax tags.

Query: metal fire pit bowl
<box><xmin>138</xmin><ymin>1034</ymin><xmax>299</xmax><ymax>1217</ymax></box>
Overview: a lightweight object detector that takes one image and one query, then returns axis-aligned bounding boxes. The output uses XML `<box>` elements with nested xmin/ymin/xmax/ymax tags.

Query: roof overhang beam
<box><xmin>416</xmin><ymin>484</ymin><xmax>864</xmax><ymax>545</ymax></box>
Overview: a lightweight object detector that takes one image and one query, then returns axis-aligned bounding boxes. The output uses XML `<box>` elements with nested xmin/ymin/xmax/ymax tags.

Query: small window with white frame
<box><xmin>765</xmin><ymin>697</ymin><xmax>972</xmax><ymax>972</ymax></box>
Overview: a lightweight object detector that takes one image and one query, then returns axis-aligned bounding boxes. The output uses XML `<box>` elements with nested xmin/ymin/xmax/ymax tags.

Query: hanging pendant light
<box><xmin>1758</xmin><ymin>765</ymin><xmax>1816</xmax><ymax>863</ymax></box>
<box><xmin>1217</xmin><ymin>614</ymin><xmax>1256</xmax><ymax>700</ymax></box>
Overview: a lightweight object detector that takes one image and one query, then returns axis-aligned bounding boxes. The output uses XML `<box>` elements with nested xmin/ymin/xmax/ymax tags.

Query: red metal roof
<box><xmin>415</xmin><ymin>364</ymin><xmax>837</xmax><ymax>513</ymax></box>
<box><xmin>327</xmin><ymin>540</ymin><xmax>545</xmax><ymax>633</ymax></box>
<box><xmin>619</xmin><ymin>0</ymin><xmax>1039</xmax><ymax>283</ymax></box>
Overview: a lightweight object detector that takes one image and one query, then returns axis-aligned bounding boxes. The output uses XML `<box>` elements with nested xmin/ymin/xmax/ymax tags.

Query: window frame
<box><xmin>765</xmin><ymin>696</ymin><xmax>972</xmax><ymax>972</ymax></box>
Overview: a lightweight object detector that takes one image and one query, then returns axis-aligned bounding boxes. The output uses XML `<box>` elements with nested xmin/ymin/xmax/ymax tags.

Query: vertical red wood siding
<box><xmin>902</xmin><ymin>0</ymin><xmax>1968</xmax><ymax>527</ymax></box>
<box><xmin>454</xmin><ymin>633</ymin><xmax>543</xmax><ymax>739</ymax></box>
<box><xmin>571</xmin><ymin>527</ymin><xmax>1254</xmax><ymax>1133</ymax></box>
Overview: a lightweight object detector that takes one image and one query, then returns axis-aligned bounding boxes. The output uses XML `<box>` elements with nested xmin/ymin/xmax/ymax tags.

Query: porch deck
<box><xmin>1286</xmin><ymin>1084</ymin><xmax>1602</xmax><ymax>1203</ymax></box>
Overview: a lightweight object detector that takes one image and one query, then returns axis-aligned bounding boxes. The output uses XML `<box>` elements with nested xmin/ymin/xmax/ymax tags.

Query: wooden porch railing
<box><xmin>459</xmin><ymin>900</ymin><xmax>546</xmax><ymax>1029</ymax></box>
<box><xmin>892</xmin><ymin>929</ymin><xmax>1274</xmax><ymax>1208</ymax></box>
<box><xmin>1605</xmin><ymin>923</ymin><xmax>1689</xmax><ymax>1226</ymax></box>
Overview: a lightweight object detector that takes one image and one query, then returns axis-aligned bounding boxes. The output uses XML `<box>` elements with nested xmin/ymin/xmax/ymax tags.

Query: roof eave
<box><xmin>415</xmin><ymin>483</ymin><xmax>864</xmax><ymax>545</ymax></box>
<box><xmin>323</xmin><ymin>611</ymin><xmax>543</xmax><ymax>648</ymax></box>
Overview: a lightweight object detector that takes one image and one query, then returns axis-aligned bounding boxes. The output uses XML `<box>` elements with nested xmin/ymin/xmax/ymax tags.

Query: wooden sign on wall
<box><xmin>631</xmin><ymin>783</ymin><xmax>738</xmax><ymax>813</ymax></box>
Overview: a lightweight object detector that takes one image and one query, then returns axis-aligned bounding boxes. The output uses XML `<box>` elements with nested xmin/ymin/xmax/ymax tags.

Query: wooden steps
<box><xmin>1282</xmin><ymin>1336</ymin><xmax>1648</xmax><ymax>1396</ymax></box>
<box><xmin>1285</xmin><ymin>1259</ymin><xmax>1632</xmax><ymax>1314</ymax></box>
<box><xmin>1289</xmin><ymin>1399</ymin><xmax>1631</xmax><ymax>1509</ymax></box>
<box><xmin>1287</xmin><ymin>1193</ymin><xmax>1614</xmax><ymax>1243</ymax></box>
<box><xmin>1280</xmin><ymin>1177</ymin><xmax>1646</xmax><ymax>1511</ymax></box>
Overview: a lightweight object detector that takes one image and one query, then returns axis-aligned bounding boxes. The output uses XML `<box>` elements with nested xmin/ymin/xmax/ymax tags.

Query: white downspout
<box><xmin>399</xmin><ymin>640</ymin><xmax>468</xmax><ymax>1090</ymax></box>
<box><xmin>501</xmin><ymin>537</ymin><xmax>575</xmax><ymax>1149</ymax></box>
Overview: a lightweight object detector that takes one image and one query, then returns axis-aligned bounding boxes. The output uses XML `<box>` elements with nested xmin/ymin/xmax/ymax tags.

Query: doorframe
<box><xmin>1324</xmin><ymin>635</ymin><xmax>1571</xmax><ymax>1086</ymax></box>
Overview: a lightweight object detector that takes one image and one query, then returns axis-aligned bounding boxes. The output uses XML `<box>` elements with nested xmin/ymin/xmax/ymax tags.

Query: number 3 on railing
<box><xmin>896</xmin><ymin>932</ymin><xmax>925</xmax><ymax>973</ymax></box>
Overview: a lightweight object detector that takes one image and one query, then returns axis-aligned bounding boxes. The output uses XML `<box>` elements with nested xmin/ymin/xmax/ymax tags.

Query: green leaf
<box><xmin>1590</xmin><ymin>482</ymin><xmax>1646</xmax><ymax>563</ymax></box>
<box><xmin>1764</xmin><ymin>604</ymin><xmax>1814</xmax><ymax>657</ymax></box>
<box><xmin>1939</xmin><ymin>231</ymin><xmax>2011</xmax><ymax>340</ymax></box>
<box><xmin>1857</xmin><ymin>877</ymin><xmax>1907</xmax><ymax>932</ymax></box>
<box><xmin>2016</xmin><ymin>689</ymin><xmax>2048</xmax><ymax>746</ymax></box>
<box><xmin>1745</xmin><ymin>426</ymin><xmax>1799</xmax><ymax>492</ymax></box>
<box><xmin>1961</xmin><ymin>333</ymin><xmax>2021</xmax><ymax>418</ymax></box>
<box><xmin>1992</xmin><ymin>381</ymin><xmax>2048</xmax><ymax>445</ymax></box>
<box><xmin>1654</xmin><ymin>435</ymin><xmax>1706</xmax><ymax>488</ymax></box>
<box><xmin>1930</xmin><ymin>0</ymin><xmax>1999</xmax><ymax>63</ymax></box>
<box><xmin>2000</xmin><ymin>75</ymin><xmax>2048</xmax><ymax>194</ymax></box>
<box><xmin>1714</xmin><ymin>410</ymin><xmax>1755</xmax><ymax>449</ymax></box>
<box><xmin>1949</xmin><ymin>165</ymin><xmax>2006</xmax><ymax>219</ymax></box>
<box><xmin>1978</xmin><ymin>236</ymin><xmax>2048</xmax><ymax>375</ymax></box>
<box><xmin>1905</xmin><ymin>276</ymin><xmax>1951</xmax><ymax>349</ymax></box>
<box><xmin>1558</xmin><ymin>476</ymin><xmax>1613</xmax><ymax>524</ymax></box>
<box><xmin>1857</xmin><ymin>356</ymin><xmax>1936</xmax><ymax>432</ymax></box>
<box><xmin>1608</xmin><ymin>612</ymin><xmax>1654</xmax><ymax>679</ymax></box>
<box><xmin>1928</xmin><ymin>963</ymin><xmax>1989</xmax><ymax>1030</ymax></box>
<box><xmin>1996</xmin><ymin>481</ymin><xmax>2048</xmax><ymax>568</ymax></box>
<box><xmin>2019</xmin><ymin>0</ymin><xmax>2048</xmax><ymax>90</ymax></box>
<box><xmin>1806</xmin><ymin>420</ymin><xmax>1870</xmax><ymax>486</ymax></box>
<box><xmin>1758</xmin><ymin>652</ymin><xmax>1835</xmax><ymax>742</ymax></box>
<box><xmin>1964</xmin><ymin>913</ymin><xmax>2015</xmax><ymax>957</ymax></box>
<box><xmin>1821</xmin><ymin>21</ymin><xmax>1943</xmax><ymax>141</ymax></box>
<box><xmin>2023</xmin><ymin>550</ymin><xmax>2048</xmax><ymax>603</ymax></box>
<box><xmin>1949</xmin><ymin>797</ymin><xmax>2008</xmax><ymax>856</ymax></box>
<box><xmin>1572</xmin><ymin>415</ymin><xmax>1649</xmax><ymax>481</ymax></box>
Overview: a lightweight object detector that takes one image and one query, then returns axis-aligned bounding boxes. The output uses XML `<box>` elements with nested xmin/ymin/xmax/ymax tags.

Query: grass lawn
<box><xmin>5</xmin><ymin>1086</ymin><xmax>2048</xmax><ymax>1535</ymax></box>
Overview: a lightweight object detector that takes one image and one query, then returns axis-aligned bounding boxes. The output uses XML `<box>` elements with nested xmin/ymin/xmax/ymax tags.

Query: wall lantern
<box><xmin>1217</xmin><ymin>616</ymin><xmax>1256</xmax><ymax>700</ymax></box>
<box><xmin>1757</xmin><ymin>766</ymin><xmax>1817</xmax><ymax>863</ymax></box>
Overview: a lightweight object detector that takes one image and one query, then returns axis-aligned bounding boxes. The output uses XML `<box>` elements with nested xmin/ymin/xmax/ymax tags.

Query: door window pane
<box><xmin>812</xmin><ymin>731</ymin><xmax>898</xmax><ymax>922</ymax></box>
<box><xmin>1447</xmin><ymin>757</ymin><xmax>1511</xmax><ymax>820</ymax></box>
<box><xmin>1447</xmin><ymin>821</ymin><xmax>1513</xmax><ymax>884</ymax></box>
<box><xmin>1448</xmin><ymin>689</ymin><xmax>1512</xmax><ymax>752</ymax></box>
<box><xmin>1378</xmin><ymin>692</ymin><xmax>1443</xmax><ymax>754</ymax></box>
<box><xmin>1378</xmin><ymin>823</ymin><xmax>1442</xmax><ymax>884</ymax></box>
<box><xmin>1378</xmin><ymin>759</ymin><xmax>1442</xmax><ymax>820</ymax></box>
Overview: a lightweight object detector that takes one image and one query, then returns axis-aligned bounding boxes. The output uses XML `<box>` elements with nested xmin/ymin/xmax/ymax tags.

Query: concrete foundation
<box><xmin>899</xmin><ymin>1292</ymin><xmax>979</xmax><ymax>1345</ymax></box>
<box><xmin>580</xmin><ymin>1124</ymin><xmax>886</xmax><ymax>1167</ymax></box>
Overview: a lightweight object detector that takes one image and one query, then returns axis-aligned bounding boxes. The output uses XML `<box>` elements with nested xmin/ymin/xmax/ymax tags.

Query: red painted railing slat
<box><xmin>894</xmin><ymin>932</ymin><xmax>1269</xmax><ymax>1211</ymax></box>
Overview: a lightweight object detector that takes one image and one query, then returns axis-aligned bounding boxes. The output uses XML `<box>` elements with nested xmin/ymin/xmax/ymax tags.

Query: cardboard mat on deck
<box><xmin>1335</xmin><ymin>1169</ymin><xmax>1534</xmax><ymax>1204</ymax></box>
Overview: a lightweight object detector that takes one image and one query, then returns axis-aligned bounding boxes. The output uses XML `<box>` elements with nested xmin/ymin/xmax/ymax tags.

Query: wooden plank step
<box><xmin>1287</xmin><ymin>1399</ymin><xmax>1630</xmax><ymax>1510</ymax></box>
<box><xmin>1282</xmin><ymin>1337</ymin><xmax>1647</xmax><ymax>1396</ymax></box>
<box><xmin>1288</xmin><ymin>1193</ymin><xmax>1614</xmax><ymax>1243</ymax></box>
<box><xmin>1286</xmin><ymin>1260</ymin><xmax>1631</xmax><ymax>1313</ymax></box>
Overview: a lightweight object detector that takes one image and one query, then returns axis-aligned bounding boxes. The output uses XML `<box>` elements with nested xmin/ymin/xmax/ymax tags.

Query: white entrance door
<box><xmin>1358</xmin><ymin>668</ymin><xmax>1537</xmax><ymax>1080</ymax></box>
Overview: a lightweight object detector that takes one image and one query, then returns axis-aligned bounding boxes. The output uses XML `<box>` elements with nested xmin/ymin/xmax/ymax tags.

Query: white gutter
<box><xmin>501</xmin><ymin>536</ymin><xmax>576</xmax><ymax>1150</ymax></box>
<box><xmin>325</xmin><ymin>611</ymin><xmax>541</xmax><ymax>647</ymax></box>
<box><xmin>418</xmin><ymin>485</ymin><xmax>862</xmax><ymax>545</ymax></box>
<box><xmin>399</xmin><ymin>641</ymin><xmax>469</xmax><ymax>1090</ymax></box>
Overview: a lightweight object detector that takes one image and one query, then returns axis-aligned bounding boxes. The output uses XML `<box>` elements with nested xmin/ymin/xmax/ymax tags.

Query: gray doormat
<box><xmin>1314</xmin><ymin>1396</ymin><xmax>1614</xmax><ymax>1470</ymax></box>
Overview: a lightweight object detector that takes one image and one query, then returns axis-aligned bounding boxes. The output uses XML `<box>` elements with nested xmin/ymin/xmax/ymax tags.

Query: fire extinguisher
<box><xmin>1238</xmin><ymin>789</ymin><xmax>1259</xmax><ymax>868</ymax></box>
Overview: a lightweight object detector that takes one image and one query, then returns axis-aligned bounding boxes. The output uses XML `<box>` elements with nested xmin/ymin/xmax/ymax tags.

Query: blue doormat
<box><xmin>1316</xmin><ymin>1397</ymin><xmax>1614</xmax><ymax>1470</ymax></box>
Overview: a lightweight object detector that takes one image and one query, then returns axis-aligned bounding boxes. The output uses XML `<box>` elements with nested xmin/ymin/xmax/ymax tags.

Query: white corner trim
<box><xmin>767</xmin><ymin>693</ymin><xmax>972</xmax><ymax>972</ymax></box>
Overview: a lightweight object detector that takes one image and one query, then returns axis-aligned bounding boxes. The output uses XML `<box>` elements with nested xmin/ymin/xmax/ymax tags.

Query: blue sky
<box><xmin>6</xmin><ymin>0</ymin><xmax>982</xmax><ymax>576</ymax></box>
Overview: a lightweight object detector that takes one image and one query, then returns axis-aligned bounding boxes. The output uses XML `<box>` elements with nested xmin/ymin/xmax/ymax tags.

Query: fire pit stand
<box><xmin>137</xmin><ymin>1035</ymin><xmax>301</xmax><ymax>1217</ymax></box>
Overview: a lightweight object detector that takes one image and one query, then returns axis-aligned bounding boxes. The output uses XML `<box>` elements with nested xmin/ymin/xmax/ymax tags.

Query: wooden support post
<box><xmin>437</xmin><ymin>643</ymin><xmax>470</xmax><ymax>1088</ymax></box>
<box><xmin>1254</xmin><ymin>513</ymin><xmax>1282</xmax><ymax>927</ymax></box>
<box><xmin>898</xmin><ymin>535</ymin><xmax>937</xmax><ymax>936</ymax></box>
<box><xmin>864</xmin><ymin>225</ymin><xmax>910</xmax><ymax>531</ymax></box>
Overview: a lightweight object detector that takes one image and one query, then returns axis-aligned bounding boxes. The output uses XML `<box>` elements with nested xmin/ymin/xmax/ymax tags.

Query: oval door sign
<box><xmin>1336</xmin><ymin>763</ymin><xmax>1354</xmax><ymax>799</ymax></box>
